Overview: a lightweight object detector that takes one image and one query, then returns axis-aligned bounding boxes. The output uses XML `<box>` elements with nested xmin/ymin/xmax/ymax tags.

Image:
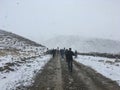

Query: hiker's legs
<box><xmin>68</xmin><ymin>61</ymin><xmax>73</xmax><ymax>72</ymax></box>
<box><xmin>70</xmin><ymin>61</ymin><xmax>73</xmax><ymax>72</ymax></box>
<box><xmin>68</xmin><ymin>61</ymin><xmax>70</xmax><ymax>71</ymax></box>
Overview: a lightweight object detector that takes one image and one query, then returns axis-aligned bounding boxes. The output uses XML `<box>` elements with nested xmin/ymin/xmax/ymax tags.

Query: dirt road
<box><xmin>20</xmin><ymin>54</ymin><xmax>120</xmax><ymax>90</ymax></box>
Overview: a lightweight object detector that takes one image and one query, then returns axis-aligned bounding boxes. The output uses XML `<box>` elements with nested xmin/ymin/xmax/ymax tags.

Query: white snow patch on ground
<box><xmin>75</xmin><ymin>55</ymin><xmax>120</xmax><ymax>86</ymax></box>
<box><xmin>0</xmin><ymin>55</ymin><xmax>13</xmax><ymax>67</ymax></box>
<box><xmin>0</xmin><ymin>55</ymin><xmax>52</xmax><ymax>90</ymax></box>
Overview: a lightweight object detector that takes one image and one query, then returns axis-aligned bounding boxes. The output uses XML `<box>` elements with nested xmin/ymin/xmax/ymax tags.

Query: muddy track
<box><xmin>73</xmin><ymin>61</ymin><xmax>120</xmax><ymax>90</ymax></box>
<box><xmin>18</xmin><ymin>55</ymin><xmax>120</xmax><ymax>90</ymax></box>
<box><xmin>61</xmin><ymin>59</ymin><xmax>88</xmax><ymax>90</ymax></box>
<box><xmin>25</xmin><ymin>54</ymin><xmax>63</xmax><ymax>90</ymax></box>
<box><xmin>62</xmin><ymin>57</ymin><xmax>120</xmax><ymax>90</ymax></box>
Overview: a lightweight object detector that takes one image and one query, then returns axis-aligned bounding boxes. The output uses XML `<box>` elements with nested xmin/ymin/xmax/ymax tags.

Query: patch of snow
<box><xmin>0</xmin><ymin>55</ymin><xmax>52</xmax><ymax>90</ymax></box>
<box><xmin>75</xmin><ymin>55</ymin><xmax>120</xmax><ymax>86</ymax></box>
<box><xmin>0</xmin><ymin>55</ymin><xmax>14</xmax><ymax>67</ymax></box>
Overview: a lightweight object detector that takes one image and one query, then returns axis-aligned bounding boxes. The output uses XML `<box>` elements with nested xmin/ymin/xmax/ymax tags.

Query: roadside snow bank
<box><xmin>0</xmin><ymin>55</ymin><xmax>51</xmax><ymax>90</ymax></box>
<box><xmin>75</xmin><ymin>55</ymin><xmax>120</xmax><ymax>86</ymax></box>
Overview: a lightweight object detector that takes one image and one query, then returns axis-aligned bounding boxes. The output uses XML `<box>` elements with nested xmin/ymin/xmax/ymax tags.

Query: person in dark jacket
<box><xmin>65</xmin><ymin>49</ymin><xmax>69</xmax><ymax>62</ymax></box>
<box><xmin>60</xmin><ymin>48</ymin><xmax>65</xmax><ymax>59</ymax></box>
<box><xmin>75</xmin><ymin>50</ymin><xmax>78</xmax><ymax>58</ymax></box>
<box><xmin>52</xmin><ymin>49</ymin><xmax>56</xmax><ymax>58</ymax></box>
<box><xmin>66</xmin><ymin>48</ymin><xmax>75</xmax><ymax>72</ymax></box>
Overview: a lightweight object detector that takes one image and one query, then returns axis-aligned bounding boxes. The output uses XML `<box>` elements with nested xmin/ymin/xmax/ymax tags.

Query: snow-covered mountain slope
<box><xmin>43</xmin><ymin>35</ymin><xmax>120</xmax><ymax>54</ymax></box>
<box><xmin>0</xmin><ymin>29</ymin><xmax>46</xmax><ymax>55</ymax></box>
<box><xmin>0</xmin><ymin>30</ymin><xmax>44</xmax><ymax>49</ymax></box>
<box><xmin>0</xmin><ymin>29</ymin><xmax>47</xmax><ymax>72</ymax></box>
<box><xmin>0</xmin><ymin>30</ymin><xmax>51</xmax><ymax>90</ymax></box>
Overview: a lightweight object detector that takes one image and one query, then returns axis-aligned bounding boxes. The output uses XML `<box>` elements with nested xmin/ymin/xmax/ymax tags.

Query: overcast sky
<box><xmin>0</xmin><ymin>0</ymin><xmax>120</xmax><ymax>43</ymax></box>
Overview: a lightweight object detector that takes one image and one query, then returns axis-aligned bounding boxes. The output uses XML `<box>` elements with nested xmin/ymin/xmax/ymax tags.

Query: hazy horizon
<box><xmin>0</xmin><ymin>0</ymin><xmax>120</xmax><ymax>43</ymax></box>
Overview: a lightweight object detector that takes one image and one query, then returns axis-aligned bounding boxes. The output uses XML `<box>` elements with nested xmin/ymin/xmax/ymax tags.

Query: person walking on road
<box><xmin>66</xmin><ymin>48</ymin><xmax>75</xmax><ymax>72</ymax></box>
<box><xmin>52</xmin><ymin>49</ymin><xmax>56</xmax><ymax>58</ymax></box>
<box><xmin>65</xmin><ymin>49</ymin><xmax>69</xmax><ymax>62</ymax></box>
<box><xmin>60</xmin><ymin>48</ymin><xmax>65</xmax><ymax>59</ymax></box>
<box><xmin>75</xmin><ymin>50</ymin><xmax>78</xmax><ymax>58</ymax></box>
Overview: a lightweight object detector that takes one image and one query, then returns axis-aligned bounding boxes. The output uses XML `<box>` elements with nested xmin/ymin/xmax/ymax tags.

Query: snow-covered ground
<box><xmin>0</xmin><ymin>55</ymin><xmax>52</xmax><ymax>90</ymax></box>
<box><xmin>75</xmin><ymin>55</ymin><xmax>120</xmax><ymax>86</ymax></box>
<box><xmin>0</xmin><ymin>30</ymin><xmax>50</xmax><ymax>90</ymax></box>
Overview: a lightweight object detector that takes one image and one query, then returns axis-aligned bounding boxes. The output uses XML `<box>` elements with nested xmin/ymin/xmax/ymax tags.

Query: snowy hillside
<box><xmin>0</xmin><ymin>29</ymin><xmax>46</xmax><ymax>56</ymax></box>
<box><xmin>0</xmin><ymin>30</ymin><xmax>44</xmax><ymax>49</ymax></box>
<box><xmin>43</xmin><ymin>35</ymin><xmax>120</xmax><ymax>54</ymax></box>
<box><xmin>0</xmin><ymin>30</ymin><xmax>52</xmax><ymax>90</ymax></box>
<box><xmin>0</xmin><ymin>30</ymin><xmax>47</xmax><ymax>72</ymax></box>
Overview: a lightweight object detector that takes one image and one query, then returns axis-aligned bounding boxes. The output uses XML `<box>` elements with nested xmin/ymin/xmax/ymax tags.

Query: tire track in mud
<box><xmin>61</xmin><ymin>59</ymin><xmax>88</xmax><ymax>90</ymax></box>
<box><xmin>55</xmin><ymin>55</ymin><xmax>63</xmax><ymax>90</ymax></box>
<box><xmin>73</xmin><ymin>61</ymin><xmax>120</xmax><ymax>90</ymax></box>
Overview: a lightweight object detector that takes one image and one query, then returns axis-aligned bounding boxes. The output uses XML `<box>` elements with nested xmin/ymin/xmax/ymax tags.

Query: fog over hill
<box><xmin>43</xmin><ymin>35</ymin><xmax>120</xmax><ymax>54</ymax></box>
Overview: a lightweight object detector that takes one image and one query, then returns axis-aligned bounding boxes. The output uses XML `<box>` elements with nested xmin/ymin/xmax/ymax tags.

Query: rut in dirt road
<box><xmin>62</xmin><ymin>59</ymin><xmax>120</xmax><ymax>90</ymax></box>
<box><xmin>25</xmin><ymin>54</ymin><xmax>63</xmax><ymax>90</ymax></box>
<box><xmin>20</xmin><ymin>54</ymin><xmax>120</xmax><ymax>90</ymax></box>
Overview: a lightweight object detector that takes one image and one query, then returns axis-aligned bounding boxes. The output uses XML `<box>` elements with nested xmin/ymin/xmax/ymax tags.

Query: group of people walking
<box><xmin>50</xmin><ymin>48</ymin><xmax>77</xmax><ymax>72</ymax></box>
